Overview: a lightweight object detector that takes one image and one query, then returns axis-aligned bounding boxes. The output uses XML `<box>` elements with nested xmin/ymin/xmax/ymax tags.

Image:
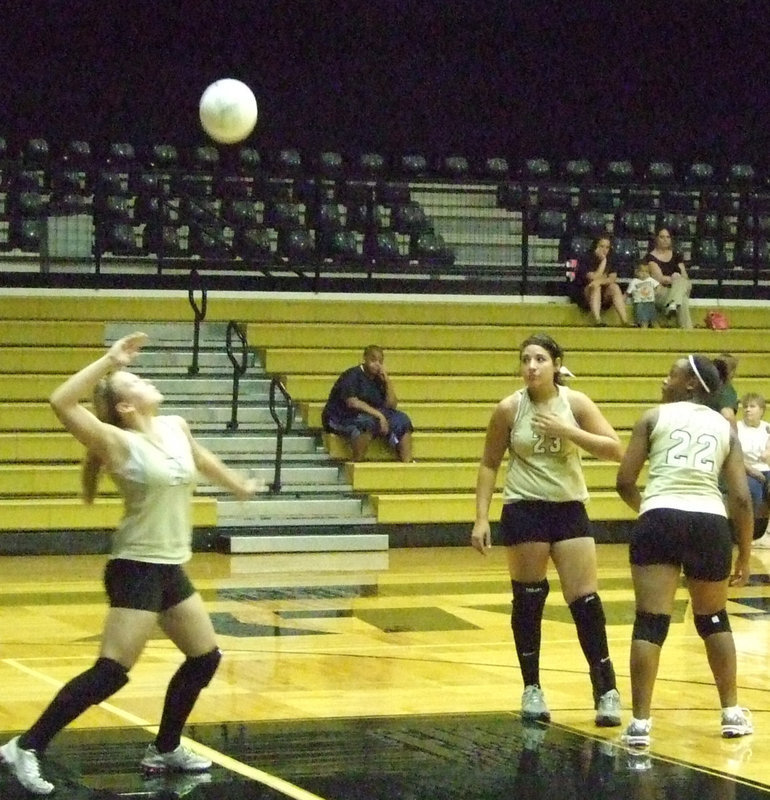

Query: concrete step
<box><xmin>220</xmin><ymin>531</ymin><xmax>388</xmax><ymax>553</ymax></box>
<box><xmin>216</xmin><ymin>495</ymin><xmax>369</xmax><ymax>524</ymax></box>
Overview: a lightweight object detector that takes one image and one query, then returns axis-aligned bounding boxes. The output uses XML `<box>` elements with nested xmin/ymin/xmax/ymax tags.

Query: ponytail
<box><xmin>81</xmin><ymin>375</ymin><xmax>121</xmax><ymax>502</ymax></box>
<box><xmin>81</xmin><ymin>450</ymin><xmax>102</xmax><ymax>504</ymax></box>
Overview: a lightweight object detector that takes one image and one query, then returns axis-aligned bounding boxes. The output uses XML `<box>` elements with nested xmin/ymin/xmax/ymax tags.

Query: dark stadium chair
<box><xmin>181</xmin><ymin>197</ymin><xmax>220</xmax><ymax>228</ymax></box>
<box><xmin>520</xmin><ymin>158</ymin><xmax>552</xmax><ymax>184</ymax></box>
<box><xmin>142</xmin><ymin>224</ymin><xmax>185</xmax><ymax>258</ymax></box>
<box><xmin>277</xmin><ymin>226</ymin><xmax>315</xmax><ymax>262</ymax></box>
<box><xmin>314</xmin><ymin>203</ymin><xmax>346</xmax><ymax>258</ymax></box>
<box><xmin>188</xmin><ymin>223</ymin><xmax>230</xmax><ymax>259</ymax></box>
<box><xmin>216</xmin><ymin>174</ymin><xmax>253</xmax><ymax>200</ymax></box>
<box><xmin>364</xmin><ymin>230</ymin><xmax>403</xmax><ymax>267</ymax></box>
<box><xmin>481</xmin><ymin>157</ymin><xmax>510</xmax><ymax>180</ymax></box>
<box><xmin>725</xmin><ymin>163</ymin><xmax>756</xmax><ymax>191</ymax></box>
<box><xmin>319</xmin><ymin>230</ymin><xmax>360</xmax><ymax>264</ymax></box>
<box><xmin>562</xmin><ymin>159</ymin><xmax>594</xmax><ymax>186</ymax></box>
<box><xmin>147</xmin><ymin>143</ymin><xmax>179</xmax><ymax>169</ymax></box>
<box><xmin>236</xmin><ymin>147</ymin><xmax>261</xmax><ymax>175</ymax></box>
<box><xmin>684</xmin><ymin>162</ymin><xmax>715</xmax><ymax>188</ymax></box>
<box><xmin>233</xmin><ymin>225</ymin><xmax>272</xmax><ymax>263</ymax></box>
<box><xmin>106</xmin><ymin>142</ymin><xmax>135</xmax><ymax>166</ymax></box>
<box><xmin>99</xmin><ymin>194</ymin><xmax>133</xmax><ymax>223</ymax></box>
<box><xmin>318</xmin><ymin>151</ymin><xmax>344</xmax><ymax>180</ymax></box>
<box><xmin>357</xmin><ymin>153</ymin><xmax>386</xmax><ymax>179</ymax></box>
<box><xmin>174</xmin><ymin>173</ymin><xmax>213</xmax><ymax>198</ymax></box>
<box><xmin>225</xmin><ymin>199</ymin><xmax>261</xmax><ymax>229</ymax></box>
<box><xmin>442</xmin><ymin>156</ymin><xmax>470</xmax><ymax>179</ymax></box>
<box><xmin>189</xmin><ymin>145</ymin><xmax>219</xmax><ymax>173</ymax></box>
<box><xmin>560</xmin><ymin>234</ymin><xmax>593</xmax><ymax>263</ymax></box>
<box><xmin>270</xmin><ymin>148</ymin><xmax>302</xmax><ymax>178</ymax></box>
<box><xmin>645</xmin><ymin>161</ymin><xmax>676</xmax><ymax>185</ymax></box>
<box><xmin>52</xmin><ymin>169</ymin><xmax>87</xmax><ymax>196</ymax></box>
<box><xmin>134</xmin><ymin>194</ymin><xmax>177</xmax><ymax>226</ymax></box>
<box><xmin>61</xmin><ymin>140</ymin><xmax>92</xmax><ymax>168</ymax></box>
<box><xmin>533</xmin><ymin>209</ymin><xmax>568</xmax><ymax>238</ymax></box>
<box><xmin>264</xmin><ymin>200</ymin><xmax>302</xmax><ymax>231</ymax></box>
<box><xmin>695</xmin><ymin>210</ymin><xmax>731</xmax><ymax>240</ymax></box>
<box><xmin>571</xmin><ymin>209</ymin><xmax>609</xmax><ymax>237</ymax></box>
<box><xmin>602</xmin><ymin>160</ymin><xmax>635</xmax><ymax>185</ymax></box>
<box><xmin>24</xmin><ymin>138</ymin><xmax>50</xmax><ymax>169</ymax></box>
<box><xmin>611</xmin><ymin>236</ymin><xmax>640</xmax><ymax>271</ymax></box>
<box><xmin>50</xmin><ymin>194</ymin><xmax>90</xmax><ymax>216</ymax></box>
<box><xmin>410</xmin><ymin>230</ymin><xmax>455</xmax><ymax>267</ymax></box>
<box><xmin>399</xmin><ymin>154</ymin><xmax>428</xmax><ymax>179</ymax></box>
<box><xmin>102</xmin><ymin>223</ymin><xmax>140</xmax><ymax>256</ymax></box>
<box><xmin>614</xmin><ymin>209</ymin><xmax>651</xmax><ymax>238</ymax></box>
<box><xmin>346</xmin><ymin>202</ymin><xmax>384</xmax><ymax>234</ymax></box>
<box><xmin>9</xmin><ymin>218</ymin><xmax>42</xmax><ymax>252</ymax></box>
<box><xmin>391</xmin><ymin>202</ymin><xmax>431</xmax><ymax>236</ymax></box>
<box><xmin>691</xmin><ymin>236</ymin><xmax>727</xmax><ymax>271</ymax></box>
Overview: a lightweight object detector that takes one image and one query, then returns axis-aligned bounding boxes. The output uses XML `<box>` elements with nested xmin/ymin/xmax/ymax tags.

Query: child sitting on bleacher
<box><xmin>737</xmin><ymin>392</ymin><xmax>770</xmax><ymax>547</ymax></box>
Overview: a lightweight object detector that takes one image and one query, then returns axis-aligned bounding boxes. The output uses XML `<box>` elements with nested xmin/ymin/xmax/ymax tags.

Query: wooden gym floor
<box><xmin>1</xmin><ymin>544</ymin><xmax>769</xmax><ymax>798</ymax></box>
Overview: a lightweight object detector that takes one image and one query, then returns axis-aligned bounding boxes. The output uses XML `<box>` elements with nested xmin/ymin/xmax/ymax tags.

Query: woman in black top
<box><xmin>571</xmin><ymin>235</ymin><xmax>630</xmax><ymax>326</ymax></box>
<box><xmin>645</xmin><ymin>227</ymin><xmax>693</xmax><ymax>329</ymax></box>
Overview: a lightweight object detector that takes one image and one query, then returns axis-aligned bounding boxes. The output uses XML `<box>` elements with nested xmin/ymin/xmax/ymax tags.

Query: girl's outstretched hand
<box><xmin>108</xmin><ymin>332</ymin><xmax>149</xmax><ymax>368</ymax></box>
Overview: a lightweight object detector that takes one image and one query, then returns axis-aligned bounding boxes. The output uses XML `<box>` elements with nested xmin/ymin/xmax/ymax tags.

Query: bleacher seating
<box><xmin>2</xmin><ymin>137</ymin><xmax>770</xmax><ymax>297</ymax></box>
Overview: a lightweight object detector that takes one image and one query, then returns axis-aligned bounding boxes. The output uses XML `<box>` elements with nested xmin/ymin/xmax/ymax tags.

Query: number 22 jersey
<box><xmin>641</xmin><ymin>401</ymin><xmax>731</xmax><ymax>516</ymax></box>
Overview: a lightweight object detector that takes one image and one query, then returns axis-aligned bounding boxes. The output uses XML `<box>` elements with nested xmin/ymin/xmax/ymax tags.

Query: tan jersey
<box><xmin>502</xmin><ymin>385</ymin><xmax>589</xmax><ymax>503</ymax></box>
<box><xmin>109</xmin><ymin>415</ymin><xmax>197</xmax><ymax>564</ymax></box>
<box><xmin>640</xmin><ymin>401</ymin><xmax>730</xmax><ymax>516</ymax></box>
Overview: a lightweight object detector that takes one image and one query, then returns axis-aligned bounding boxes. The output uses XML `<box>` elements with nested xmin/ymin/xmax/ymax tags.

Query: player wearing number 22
<box><xmin>0</xmin><ymin>333</ymin><xmax>260</xmax><ymax>795</ymax></box>
<box><xmin>471</xmin><ymin>333</ymin><xmax>624</xmax><ymax>727</ymax></box>
<box><xmin>616</xmin><ymin>354</ymin><xmax>754</xmax><ymax>747</ymax></box>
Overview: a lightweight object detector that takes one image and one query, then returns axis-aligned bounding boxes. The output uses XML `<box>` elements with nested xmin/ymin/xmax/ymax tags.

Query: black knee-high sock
<box><xmin>511</xmin><ymin>580</ymin><xmax>549</xmax><ymax>687</ymax></box>
<box><xmin>155</xmin><ymin>649</ymin><xmax>221</xmax><ymax>753</ymax></box>
<box><xmin>568</xmin><ymin>593</ymin><xmax>615</xmax><ymax>699</ymax></box>
<box><xmin>20</xmin><ymin>658</ymin><xmax>128</xmax><ymax>752</ymax></box>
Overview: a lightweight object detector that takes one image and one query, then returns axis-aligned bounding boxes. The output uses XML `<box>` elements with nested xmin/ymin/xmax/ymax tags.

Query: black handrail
<box><xmin>268</xmin><ymin>376</ymin><xmax>295</xmax><ymax>494</ymax></box>
<box><xmin>187</xmin><ymin>272</ymin><xmax>207</xmax><ymax>376</ymax></box>
<box><xmin>225</xmin><ymin>321</ymin><xmax>248</xmax><ymax>431</ymax></box>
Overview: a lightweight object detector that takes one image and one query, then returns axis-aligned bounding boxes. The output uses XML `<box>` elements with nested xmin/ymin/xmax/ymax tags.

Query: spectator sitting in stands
<box><xmin>624</xmin><ymin>262</ymin><xmax>661</xmax><ymax>328</ymax></box>
<box><xmin>736</xmin><ymin>392</ymin><xmax>770</xmax><ymax>547</ymax></box>
<box><xmin>570</xmin><ymin>235</ymin><xmax>630</xmax><ymax>327</ymax></box>
<box><xmin>645</xmin><ymin>227</ymin><xmax>693</xmax><ymax>329</ymax></box>
<box><xmin>322</xmin><ymin>345</ymin><xmax>413</xmax><ymax>461</ymax></box>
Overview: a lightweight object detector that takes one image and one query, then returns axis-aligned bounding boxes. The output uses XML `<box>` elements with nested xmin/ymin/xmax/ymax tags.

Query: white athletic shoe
<box><xmin>0</xmin><ymin>736</ymin><xmax>54</xmax><ymax>795</ymax></box>
<box><xmin>140</xmin><ymin>743</ymin><xmax>212</xmax><ymax>773</ymax></box>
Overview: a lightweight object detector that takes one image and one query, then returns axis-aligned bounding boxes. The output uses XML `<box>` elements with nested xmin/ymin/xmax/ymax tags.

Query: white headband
<box><xmin>688</xmin><ymin>355</ymin><xmax>710</xmax><ymax>393</ymax></box>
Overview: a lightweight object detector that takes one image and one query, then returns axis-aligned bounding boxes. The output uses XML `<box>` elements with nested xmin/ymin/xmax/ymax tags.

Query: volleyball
<box><xmin>199</xmin><ymin>79</ymin><xmax>258</xmax><ymax>144</ymax></box>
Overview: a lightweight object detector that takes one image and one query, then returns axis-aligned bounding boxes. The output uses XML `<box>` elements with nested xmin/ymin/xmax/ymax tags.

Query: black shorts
<box><xmin>629</xmin><ymin>508</ymin><xmax>733</xmax><ymax>581</ymax></box>
<box><xmin>104</xmin><ymin>559</ymin><xmax>196</xmax><ymax>612</ymax></box>
<box><xmin>498</xmin><ymin>500</ymin><xmax>593</xmax><ymax>546</ymax></box>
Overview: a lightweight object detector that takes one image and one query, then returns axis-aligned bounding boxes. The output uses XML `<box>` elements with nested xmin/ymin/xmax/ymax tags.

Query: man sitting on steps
<box><xmin>322</xmin><ymin>345</ymin><xmax>413</xmax><ymax>462</ymax></box>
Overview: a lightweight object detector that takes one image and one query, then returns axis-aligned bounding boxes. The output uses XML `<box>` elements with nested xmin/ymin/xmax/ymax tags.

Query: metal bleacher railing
<box><xmin>2</xmin><ymin>141</ymin><xmax>770</xmax><ymax>300</ymax></box>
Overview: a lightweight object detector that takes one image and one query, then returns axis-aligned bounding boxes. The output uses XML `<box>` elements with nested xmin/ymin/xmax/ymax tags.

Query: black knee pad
<box><xmin>511</xmin><ymin>580</ymin><xmax>549</xmax><ymax>615</ymax></box>
<box><xmin>694</xmin><ymin>609</ymin><xmax>731</xmax><ymax>639</ymax></box>
<box><xmin>632</xmin><ymin>612</ymin><xmax>670</xmax><ymax>646</ymax></box>
<box><xmin>176</xmin><ymin>648</ymin><xmax>222</xmax><ymax>690</ymax></box>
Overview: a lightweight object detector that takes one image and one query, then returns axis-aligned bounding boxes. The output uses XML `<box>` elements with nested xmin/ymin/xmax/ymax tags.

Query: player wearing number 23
<box><xmin>471</xmin><ymin>333</ymin><xmax>624</xmax><ymax>727</ymax></box>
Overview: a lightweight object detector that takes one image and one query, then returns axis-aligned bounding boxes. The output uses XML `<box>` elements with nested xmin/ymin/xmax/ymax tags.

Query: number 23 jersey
<box><xmin>641</xmin><ymin>401</ymin><xmax>731</xmax><ymax>516</ymax></box>
<box><xmin>503</xmin><ymin>385</ymin><xmax>588</xmax><ymax>503</ymax></box>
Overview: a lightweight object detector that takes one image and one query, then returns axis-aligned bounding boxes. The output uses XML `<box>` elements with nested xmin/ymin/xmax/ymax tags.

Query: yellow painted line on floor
<box><xmin>2</xmin><ymin>658</ymin><xmax>328</xmax><ymax>800</ymax></box>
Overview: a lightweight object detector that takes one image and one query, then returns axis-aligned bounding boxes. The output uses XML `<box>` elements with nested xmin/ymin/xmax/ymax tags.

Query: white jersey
<box><xmin>737</xmin><ymin>420</ymin><xmax>770</xmax><ymax>471</ymax></box>
<box><xmin>502</xmin><ymin>385</ymin><xmax>588</xmax><ymax>503</ymax></box>
<box><xmin>640</xmin><ymin>401</ymin><xmax>731</xmax><ymax>516</ymax></box>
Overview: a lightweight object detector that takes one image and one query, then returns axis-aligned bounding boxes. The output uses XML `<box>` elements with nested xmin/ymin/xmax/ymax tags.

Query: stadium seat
<box><xmin>399</xmin><ymin>154</ymin><xmax>428</xmax><ymax>178</ymax></box>
<box><xmin>538</xmin><ymin>184</ymin><xmax>574</xmax><ymax>211</ymax></box>
<box><xmin>442</xmin><ymin>156</ymin><xmax>470</xmax><ymax>179</ymax></box>
<box><xmin>318</xmin><ymin>151</ymin><xmax>344</xmax><ymax>180</ymax></box>
<box><xmin>270</xmin><ymin>148</ymin><xmax>302</xmax><ymax>178</ymax></box>
<box><xmin>189</xmin><ymin>145</ymin><xmax>219</xmax><ymax>173</ymax></box>
<box><xmin>611</xmin><ymin>236</ymin><xmax>640</xmax><ymax>271</ymax></box>
<box><xmin>102</xmin><ymin>223</ymin><xmax>140</xmax><ymax>256</ymax></box>
<box><xmin>142</xmin><ymin>224</ymin><xmax>184</xmax><ymax>258</ymax></box>
<box><xmin>655</xmin><ymin>211</ymin><xmax>691</xmax><ymax>240</ymax></box>
<box><xmin>684</xmin><ymin>162</ymin><xmax>715</xmax><ymax>188</ymax></box>
<box><xmin>602</xmin><ymin>160</ymin><xmax>635</xmax><ymax>185</ymax></box>
<box><xmin>579</xmin><ymin>186</ymin><xmax>617</xmax><ymax>213</ymax></box>
<box><xmin>725</xmin><ymin>163</ymin><xmax>756</xmax><ymax>191</ymax></box>
<box><xmin>520</xmin><ymin>158</ymin><xmax>551</xmax><ymax>184</ymax></box>
<box><xmin>614</xmin><ymin>209</ymin><xmax>651</xmax><ymax>238</ymax></box>
<box><xmin>233</xmin><ymin>225</ymin><xmax>272</xmax><ymax>263</ymax></box>
<box><xmin>572</xmin><ymin>209</ymin><xmax>608</xmax><ymax>237</ymax></box>
<box><xmin>277</xmin><ymin>226</ymin><xmax>315</xmax><ymax>262</ymax></box>
<box><xmin>562</xmin><ymin>159</ymin><xmax>594</xmax><ymax>185</ymax></box>
<box><xmin>691</xmin><ymin>236</ymin><xmax>727</xmax><ymax>271</ymax></box>
<box><xmin>410</xmin><ymin>230</ymin><xmax>455</xmax><ymax>267</ymax></box>
<box><xmin>357</xmin><ymin>152</ymin><xmax>386</xmax><ymax>178</ymax></box>
<box><xmin>534</xmin><ymin>209</ymin><xmax>568</xmax><ymax>238</ymax></box>
<box><xmin>481</xmin><ymin>157</ymin><xmax>510</xmax><ymax>180</ymax></box>
<box><xmin>645</xmin><ymin>161</ymin><xmax>676</xmax><ymax>185</ymax></box>
<box><xmin>377</xmin><ymin>182</ymin><xmax>410</xmax><ymax>206</ymax></box>
<box><xmin>391</xmin><ymin>202</ymin><xmax>430</xmax><ymax>236</ymax></box>
<box><xmin>364</xmin><ymin>230</ymin><xmax>403</xmax><ymax>267</ymax></box>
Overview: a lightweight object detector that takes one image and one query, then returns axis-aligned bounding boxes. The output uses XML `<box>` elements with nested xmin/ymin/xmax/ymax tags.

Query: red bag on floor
<box><xmin>704</xmin><ymin>310</ymin><xmax>729</xmax><ymax>330</ymax></box>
